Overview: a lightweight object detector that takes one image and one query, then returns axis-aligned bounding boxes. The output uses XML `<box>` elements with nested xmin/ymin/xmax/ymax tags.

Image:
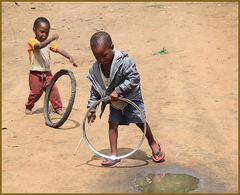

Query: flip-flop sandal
<box><xmin>101</xmin><ymin>158</ymin><xmax>121</xmax><ymax>167</ymax></box>
<box><xmin>151</xmin><ymin>139</ymin><xmax>165</xmax><ymax>163</ymax></box>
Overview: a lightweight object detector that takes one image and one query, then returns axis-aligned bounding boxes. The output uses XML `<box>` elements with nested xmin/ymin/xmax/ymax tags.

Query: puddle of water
<box><xmin>134</xmin><ymin>173</ymin><xmax>200</xmax><ymax>193</ymax></box>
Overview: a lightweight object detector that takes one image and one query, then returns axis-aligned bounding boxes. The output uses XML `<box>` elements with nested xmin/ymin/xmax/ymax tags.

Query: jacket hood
<box><xmin>87</xmin><ymin>50</ymin><xmax>129</xmax><ymax>96</ymax></box>
<box><xmin>113</xmin><ymin>50</ymin><xmax>129</xmax><ymax>63</ymax></box>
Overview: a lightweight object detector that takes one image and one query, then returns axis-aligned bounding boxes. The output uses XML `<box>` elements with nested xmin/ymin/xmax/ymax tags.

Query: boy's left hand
<box><xmin>69</xmin><ymin>56</ymin><xmax>78</xmax><ymax>67</ymax></box>
<box><xmin>110</xmin><ymin>90</ymin><xmax>119</xmax><ymax>101</ymax></box>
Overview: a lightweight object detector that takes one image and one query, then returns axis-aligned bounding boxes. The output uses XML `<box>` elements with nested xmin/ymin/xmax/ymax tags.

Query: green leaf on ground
<box><xmin>153</xmin><ymin>48</ymin><xmax>169</xmax><ymax>55</ymax></box>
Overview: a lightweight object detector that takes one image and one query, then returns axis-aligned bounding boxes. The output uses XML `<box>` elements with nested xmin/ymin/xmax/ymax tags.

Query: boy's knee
<box><xmin>30</xmin><ymin>90</ymin><xmax>43</xmax><ymax>97</ymax></box>
<box><xmin>109</xmin><ymin>121</ymin><xmax>119</xmax><ymax>129</ymax></box>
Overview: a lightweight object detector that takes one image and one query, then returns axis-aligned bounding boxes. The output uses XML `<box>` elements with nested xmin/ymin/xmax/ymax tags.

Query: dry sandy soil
<box><xmin>2</xmin><ymin>2</ymin><xmax>238</xmax><ymax>193</ymax></box>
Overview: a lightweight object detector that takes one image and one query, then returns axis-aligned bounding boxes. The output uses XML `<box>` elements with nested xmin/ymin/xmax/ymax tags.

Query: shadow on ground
<box><xmin>86</xmin><ymin>148</ymin><xmax>151</xmax><ymax>168</ymax></box>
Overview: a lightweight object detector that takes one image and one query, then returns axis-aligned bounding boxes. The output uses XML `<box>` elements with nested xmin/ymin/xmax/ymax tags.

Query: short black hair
<box><xmin>33</xmin><ymin>17</ymin><xmax>50</xmax><ymax>29</ymax></box>
<box><xmin>90</xmin><ymin>31</ymin><xmax>113</xmax><ymax>49</ymax></box>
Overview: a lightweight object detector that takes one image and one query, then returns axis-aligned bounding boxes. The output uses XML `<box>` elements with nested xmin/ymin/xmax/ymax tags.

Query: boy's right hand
<box><xmin>52</xmin><ymin>33</ymin><xmax>59</xmax><ymax>41</ymax></box>
<box><xmin>88</xmin><ymin>112</ymin><xmax>96</xmax><ymax>123</ymax></box>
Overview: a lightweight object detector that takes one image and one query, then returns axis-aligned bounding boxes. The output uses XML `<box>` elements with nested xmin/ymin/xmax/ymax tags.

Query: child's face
<box><xmin>91</xmin><ymin>42</ymin><xmax>114</xmax><ymax>67</ymax></box>
<box><xmin>33</xmin><ymin>22</ymin><xmax>50</xmax><ymax>42</ymax></box>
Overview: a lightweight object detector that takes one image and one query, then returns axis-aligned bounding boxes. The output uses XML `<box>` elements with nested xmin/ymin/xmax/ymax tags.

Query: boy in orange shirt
<box><xmin>25</xmin><ymin>17</ymin><xmax>78</xmax><ymax>115</ymax></box>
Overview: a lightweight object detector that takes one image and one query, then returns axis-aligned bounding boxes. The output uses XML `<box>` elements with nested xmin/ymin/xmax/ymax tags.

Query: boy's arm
<box><xmin>56</xmin><ymin>47</ymin><xmax>78</xmax><ymax>67</ymax></box>
<box><xmin>87</xmin><ymin>85</ymin><xmax>101</xmax><ymax>112</ymax></box>
<box><xmin>87</xmin><ymin>85</ymin><xmax>101</xmax><ymax>123</ymax></box>
<box><xmin>114</xmin><ymin>60</ymin><xmax>140</xmax><ymax>96</ymax></box>
<box><xmin>34</xmin><ymin>34</ymin><xmax>59</xmax><ymax>50</ymax></box>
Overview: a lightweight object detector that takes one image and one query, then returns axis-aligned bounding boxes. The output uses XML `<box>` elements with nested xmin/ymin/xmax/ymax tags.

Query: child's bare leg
<box><xmin>108</xmin><ymin>121</ymin><xmax>119</xmax><ymax>156</ymax></box>
<box><xmin>136</xmin><ymin>122</ymin><xmax>160</xmax><ymax>154</ymax></box>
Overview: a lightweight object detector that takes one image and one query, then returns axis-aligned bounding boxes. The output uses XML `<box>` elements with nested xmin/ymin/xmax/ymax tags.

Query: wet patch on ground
<box><xmin>134</xmin><ymin>172</ymin><xmax>200</xmax><ymax>193</ymax></box>
<box><xmin>132</xmin><ymin>164</ymin><xmax>226</xmax><ymax>193</ymax></box>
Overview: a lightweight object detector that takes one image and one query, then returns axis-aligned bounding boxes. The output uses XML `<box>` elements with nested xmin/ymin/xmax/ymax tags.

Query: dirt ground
<box><xmin>2</xmin><ymin>2</ymin><xmax>238</xmax><ymax>193</ymax></box>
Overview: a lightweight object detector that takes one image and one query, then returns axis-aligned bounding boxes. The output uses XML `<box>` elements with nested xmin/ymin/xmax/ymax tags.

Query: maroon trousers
<box><xmin>25</xmin><ymin>71</ymin><xmax>62</xmax><ymax>111</ymax></box>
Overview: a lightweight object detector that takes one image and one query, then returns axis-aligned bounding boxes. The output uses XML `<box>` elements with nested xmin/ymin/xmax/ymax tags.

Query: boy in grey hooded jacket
<box><xmin>87</xmin><ymin>31</ymin><xmax>165</xmax><ymax>166</ymax></box>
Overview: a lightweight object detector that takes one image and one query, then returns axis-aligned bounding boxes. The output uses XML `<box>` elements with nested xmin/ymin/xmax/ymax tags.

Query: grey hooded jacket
<box><xmin>87</xmin><ymin>50</ymin><xmax>143</xmax><ymax>112</ymax></box>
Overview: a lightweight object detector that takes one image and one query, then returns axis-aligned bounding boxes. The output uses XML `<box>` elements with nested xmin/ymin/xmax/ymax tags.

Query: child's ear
<box><xmin>33</xmin><ymin>28</ymin><xmax>36</xmax><ymax>33</ymax></box>
<box><xmin>111</xmin><ymin>44</ymin><xmax>114</xmax><ymax>50</ymax></box>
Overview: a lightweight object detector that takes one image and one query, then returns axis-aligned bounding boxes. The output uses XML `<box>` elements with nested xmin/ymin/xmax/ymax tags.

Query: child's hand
<box><xmin>88</xmin><ymin>112</ymin><xmax>96</xmax><ymax>123</ymax></box>
<box><xmin>69</xmin><ymin>56</ymin><xmax>78</xmax><ymax>67</ymax></box>
<box><xmin>52</xmin><ymin>33</ymin><xmax>59</xmax><ymax>41</ymax></box>
<box><xmin>110</xmin><ymin>90</ymin><xmax>119</xmax><ymax>101</ymax></box>
<box><xmin>56</xmin><ymin>48</ymin><xmax>78</xmax><ymax>67</ymax></box>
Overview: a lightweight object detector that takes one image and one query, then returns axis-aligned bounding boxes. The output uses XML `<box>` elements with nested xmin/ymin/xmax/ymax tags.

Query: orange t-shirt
<box><xmin>27</xmin><ymin>38</ymin><xmax>58</xmax><ymax>72</ymax></box>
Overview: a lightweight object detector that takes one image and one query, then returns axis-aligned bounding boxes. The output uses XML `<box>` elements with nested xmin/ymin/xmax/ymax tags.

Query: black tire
<box><xmin>44</xmin><ymin>69</ymin><xmax>77</xmax><ymax>128</ymax></box>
